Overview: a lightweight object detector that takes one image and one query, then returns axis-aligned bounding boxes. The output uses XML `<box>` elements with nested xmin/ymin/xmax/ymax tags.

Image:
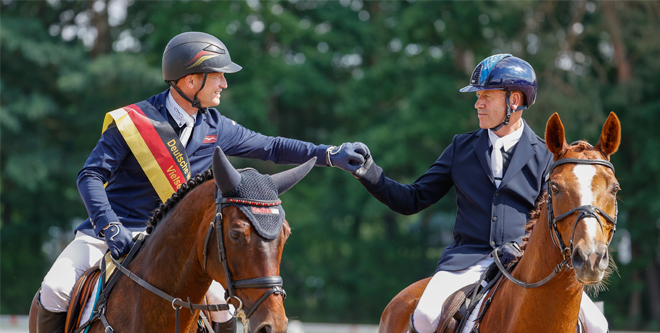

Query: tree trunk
<box><xmin>601</xmin><ymin>1</ymin><xmax>632</xmax><ymax>83</ymax></box>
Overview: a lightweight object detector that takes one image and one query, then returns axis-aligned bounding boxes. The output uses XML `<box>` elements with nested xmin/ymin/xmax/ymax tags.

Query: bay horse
<box><xmin>379</xmin><ymin>112</ymin><xmax>621</xmax><ymax>333</ymax></box>
<box><xmin>29</xmin><ymin>147</ymin><xmax>316</xmax><ymax>333</ymax></box>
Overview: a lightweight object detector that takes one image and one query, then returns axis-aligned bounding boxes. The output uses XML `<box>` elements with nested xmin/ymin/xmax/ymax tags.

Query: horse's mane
<box><xmin>520</xmin><ymin>190</ymin><xmax>547</xmax><ymax>251</ymax></box>
<box><xmin>146</xmin><ymin>169</ymin><xmax>214</xmax><ymax>234</ymax></box>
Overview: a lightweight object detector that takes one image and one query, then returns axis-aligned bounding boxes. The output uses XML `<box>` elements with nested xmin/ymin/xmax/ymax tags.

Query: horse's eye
<box><xmin>229</xmin><ymin>231</ymin><xmax>242</xmax><ymax>241</ymax></box>
<box><xmin>549</xmin><ymin>183</ymin><xmax>559</xmax><ymax>194</ymax></box>
<box><xmin>612</xmin><ymin>184</ymin><xmax>620</xmax><ymax>195</ymax></box>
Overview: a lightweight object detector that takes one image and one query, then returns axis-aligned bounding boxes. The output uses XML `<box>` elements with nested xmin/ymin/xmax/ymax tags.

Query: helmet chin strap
<box><xmin>490</xmin><ymin>91</ymin><xmax>514</xmax><ymax>132</ymax></box>
<box><xmin>167</xmin><ymin>73</ymin><xmax>209</xmax><ymax>114</ymax></box>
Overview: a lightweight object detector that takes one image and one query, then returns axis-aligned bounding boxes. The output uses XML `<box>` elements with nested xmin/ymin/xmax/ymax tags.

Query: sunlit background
<box><xmin>2</xmin><ymin>0</ymin><xmax>659</xmax><ymax>331</ymax></box>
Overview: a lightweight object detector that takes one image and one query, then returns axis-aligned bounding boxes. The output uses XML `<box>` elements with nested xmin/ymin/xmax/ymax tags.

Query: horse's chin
<box><xmin>574</xmin><ymin>271</ymin><xmax>605</xmax><ymax>285</ymax></box>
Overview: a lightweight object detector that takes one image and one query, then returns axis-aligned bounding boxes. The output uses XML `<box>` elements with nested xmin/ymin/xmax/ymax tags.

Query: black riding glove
<box><xmin>494</xmin><ymin>241</ymin><xmax>523</xmax><ymax>269</ymax></box>
<box><xmin>326</xmin><ymin>142</ymin><xmax>371</xmax><ymax>174</ymax></box>
<box><xmin>102</xmin><ymin>222</ymin><xmax>135</xmax><ymax>259</ymax></box>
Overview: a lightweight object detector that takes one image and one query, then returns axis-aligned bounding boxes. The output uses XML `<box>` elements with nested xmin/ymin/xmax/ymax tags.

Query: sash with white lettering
<box><xmin>102</xmin><ymin>101</ymin><xmax>191</xmax><ymax>202</ymax></box>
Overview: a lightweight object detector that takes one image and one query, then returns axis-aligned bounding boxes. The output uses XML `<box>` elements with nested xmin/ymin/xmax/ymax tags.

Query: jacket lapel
<box><xmin>185</xmin><ymin>112</ymin><xmax>210</xmax><ymax>155</ymax></box>
<box><xmin>499</xmin><ymin>120</ymin><xmax>538</xmax><ymax>188</ymax></box>
<box><xmin>473</xmin><ymin>129</ymin><xmax>494</xmax><ymax>183</ymax></box>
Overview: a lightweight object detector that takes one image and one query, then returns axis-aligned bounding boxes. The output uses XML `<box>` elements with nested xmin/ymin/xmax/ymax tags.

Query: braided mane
<box><xmin>146</xmin><ymin>169</ymin><xmax>214</xmax><ymax>234</ymax></box>
<box><xmin>520</xmin><ymin>190</ymin><xmax>547</xmax><ymax>251</ymax></box>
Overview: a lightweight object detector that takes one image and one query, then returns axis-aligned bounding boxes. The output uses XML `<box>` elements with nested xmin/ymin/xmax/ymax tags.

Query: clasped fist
<box><xmin>102</xmin><ymin>222</ymin><xmax>135</xmax><ymax>259</ymax></box>
<box><xmin>327</xmin><ymin>142</ymin><xmax>370</xmax><ymax>173</ymax></box>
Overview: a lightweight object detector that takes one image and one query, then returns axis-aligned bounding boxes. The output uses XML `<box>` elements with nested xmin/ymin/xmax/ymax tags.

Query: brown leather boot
<box><xmin>212</xmin><ymin>317</ymin><xmax>236</xmax><ymax>333</ymax></box>
<box><xmin>36</xmin><ymin>298</ymin><xmax>66</xmax><ymax>333</ymax></box>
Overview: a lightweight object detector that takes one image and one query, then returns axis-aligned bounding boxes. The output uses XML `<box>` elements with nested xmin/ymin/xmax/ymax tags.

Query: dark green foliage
<box><xmin>1</xmin><ymin>0</ymin><xmax>659</xmax><ymax>329</ymax></box>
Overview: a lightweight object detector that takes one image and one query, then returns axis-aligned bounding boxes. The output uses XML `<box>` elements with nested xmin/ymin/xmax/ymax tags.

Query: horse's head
<box><xmin>545</xmin><ymin>112</ymin><xmax>621</xmax><ymax>285</ymax></box>
<box><xmin>205</xmin><ymin>147</ymin><xmax>315</xmax><ymax>333</ymax></box>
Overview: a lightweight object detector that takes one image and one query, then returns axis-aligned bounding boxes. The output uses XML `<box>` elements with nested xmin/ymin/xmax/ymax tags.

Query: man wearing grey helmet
<box><xmin>35</xmin><ymin>31</ymin><xmax>368</xmax><ymax>333</ymax></box>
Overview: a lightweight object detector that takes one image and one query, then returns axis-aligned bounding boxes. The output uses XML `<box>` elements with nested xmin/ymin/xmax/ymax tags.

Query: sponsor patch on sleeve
<box><xmin>203</xmin><ymin>135</ymin><xmax>217</xmax><ymax>144</ymax></box>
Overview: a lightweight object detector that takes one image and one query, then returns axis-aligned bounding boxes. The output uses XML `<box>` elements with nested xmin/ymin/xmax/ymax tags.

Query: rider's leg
<box><xmin>35</xmin><ymin>296</ymin><xmax>66</xmax><ymax>333</ymax></box>
<box><xmin>207</xmin><ymin>280</ymin><xmax>236</xmax><ymax>333</ymax></box>
<box><xmin>412</xmin><ymin>257</ymin><xmax>493</xmax><ymax>333</ymax></box>
<box><xmin>580</xmin><ymin>292</ymin><xmax>608</xmax><ymax>333</ymax></box>
<box><xmin>38</xmin><ymin>232</ymin><xmax>107</xmax><ymax>332</ymax></box>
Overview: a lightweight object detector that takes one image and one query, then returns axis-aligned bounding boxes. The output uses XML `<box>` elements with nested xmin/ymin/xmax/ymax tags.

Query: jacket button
<box><xmin>492</xmin><ymin>216</ymin><xmax>498</xmax><ymax>222</ymax></box>
<box><xmin>494</xmin><ymin>193</ymin><xmax>499</xmax><ymax>197</ymax></box>
<box><xmin>491</xmin><ymin>241</ymin><xmax>496</xmax><ymax>246</ymax></box>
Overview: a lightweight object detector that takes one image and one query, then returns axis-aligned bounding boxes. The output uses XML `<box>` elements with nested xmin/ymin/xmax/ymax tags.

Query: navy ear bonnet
<box><xmin>215</xmin><ymin>168</ymin><xmax>284</xmax><ymax>240</ymax></box>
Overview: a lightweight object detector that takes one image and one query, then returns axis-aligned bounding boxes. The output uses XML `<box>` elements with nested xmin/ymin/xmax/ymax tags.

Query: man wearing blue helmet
<box><xmin>334</xmin><ymin>54</ymin><xmax>608</xmax><ymax>332</ymax></box>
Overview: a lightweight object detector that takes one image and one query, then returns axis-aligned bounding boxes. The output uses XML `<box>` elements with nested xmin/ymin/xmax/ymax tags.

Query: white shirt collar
<box><xmin>166</xmin><ymin>91</ymin><xmax>197</xmax><ymax>128</ymax></box>
<box><xmin>488</xmin><ymin>122</ymin><xmax>525</xmax><ymax>151</ymax></box>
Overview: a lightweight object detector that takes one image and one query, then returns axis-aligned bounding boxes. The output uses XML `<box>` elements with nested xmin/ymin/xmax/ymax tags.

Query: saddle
<box><xmin>64</xmin><ymin>251</ymin><xmax>127</xmax><ymax>333</ymax></box>
<box><xmin>65</xmin><ymin>266</ymin><xmax>102</xmax><ymax>333</ymax></box>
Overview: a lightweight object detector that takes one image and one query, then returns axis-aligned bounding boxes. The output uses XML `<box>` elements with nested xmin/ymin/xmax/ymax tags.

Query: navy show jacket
<box><xmin>358</xmin><ymin>120</ymin><xmax>553</xmax><ymax>272</ymax></box>
<box><xmin>76</xmin><ymin>90</ymin><xmax>328</xmax><ymax>237</ymax></box>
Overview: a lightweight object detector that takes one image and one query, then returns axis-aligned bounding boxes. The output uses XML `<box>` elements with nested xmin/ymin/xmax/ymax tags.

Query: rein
<box><xmin>495</xmin><ymin>157</ymin><xmax>617</xmax><ymax>289</ymax></box>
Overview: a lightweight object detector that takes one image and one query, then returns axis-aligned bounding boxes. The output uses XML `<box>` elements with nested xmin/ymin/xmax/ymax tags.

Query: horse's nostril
<box><xmin>571</xmin><ymin>250</ymin><xmax>585</xmax><ymax>270</ymax></box>
<box><xmin>256</xmin><ymin>324</ymin><xmax>273</xmax><ymax>333</ymax></box>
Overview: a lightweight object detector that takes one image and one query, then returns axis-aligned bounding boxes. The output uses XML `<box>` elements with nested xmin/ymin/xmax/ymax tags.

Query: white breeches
<box><xmin>40</xmin><ymin>231</ymin><xmax>231</xmax><ymax>322</ymax></box>
<box><xmin>412</xmin><ymin>257</ymin><xmax>608</xmax><ymax>333</ymax></box>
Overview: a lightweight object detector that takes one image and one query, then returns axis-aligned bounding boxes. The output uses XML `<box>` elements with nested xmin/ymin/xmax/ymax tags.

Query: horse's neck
<box><xmin>124</xmin><ymin>184</ymin><xmax>215</xmax><ymax>328</ymax></box>
<box><xmin>488</xmin><ymin>211</ymin><xmax>583</xmax><ymax>332</ymax></box>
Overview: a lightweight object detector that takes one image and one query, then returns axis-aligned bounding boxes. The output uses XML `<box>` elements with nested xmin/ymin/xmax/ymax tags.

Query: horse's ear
<box><xmin>212</xmin><ymin>147</ymin><xmax>242</xmax><ymax>194</ymax></box>
<box><xmin>271</xmin><ymin>157</ymin><xmax>316</xmax><ymax>195</ymax></box>
<box><xmin>545</xmin><ymin>112</ymin><xmax>568</xmax><ymax>156</ymax></box>
<box><xmin>595</xmin><ymin>112</ymin><xmax>621</xmax><ymax>158</ymax></box>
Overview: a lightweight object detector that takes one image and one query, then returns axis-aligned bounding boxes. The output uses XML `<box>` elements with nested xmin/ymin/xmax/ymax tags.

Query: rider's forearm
<box><xmin>77</xmin><ymin>169</ymin><xmax>120</xmax><ymax>235</ymax></box>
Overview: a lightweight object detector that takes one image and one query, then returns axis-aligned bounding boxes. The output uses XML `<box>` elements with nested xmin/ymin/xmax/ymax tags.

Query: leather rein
<box><xmin>494</xmin><ymin>157</ymin><xmax>617</xmax><ymax>289</ymax></box>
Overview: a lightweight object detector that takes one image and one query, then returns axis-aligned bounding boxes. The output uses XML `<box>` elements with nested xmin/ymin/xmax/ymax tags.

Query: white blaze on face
<box><xmin>573</xmin><ymin>164</ymin><xmax>599</xmax><ymax>247</ymax></box>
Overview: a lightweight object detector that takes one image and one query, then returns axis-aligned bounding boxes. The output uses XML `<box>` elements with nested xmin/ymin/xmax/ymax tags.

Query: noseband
<box><xmin>202</xmin><ymin>196</ymin><xmax>287</xmax><ymax>321</ymax></box>
<box><xmin>493</xmin><ymin>156</ymin><xmax>618</xmax><ymax>289</ymax></box>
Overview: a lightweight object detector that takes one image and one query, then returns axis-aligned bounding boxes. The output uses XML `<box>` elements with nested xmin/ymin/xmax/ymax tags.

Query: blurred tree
<box><xmin>1</xmin><ymin>0</ymin><xmax>658</xmax><ymax>329</ymax></box>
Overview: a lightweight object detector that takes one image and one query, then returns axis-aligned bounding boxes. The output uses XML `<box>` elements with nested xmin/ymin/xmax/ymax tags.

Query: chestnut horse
<box><xmin>29</xmin><ymin>147</ymin><xmax>316</xmax><ymax>333</ymax></box>
<box><xmin>379</xmin><ymin>112</ymin><xmax>621</xmax><ymax>333</ymax></box>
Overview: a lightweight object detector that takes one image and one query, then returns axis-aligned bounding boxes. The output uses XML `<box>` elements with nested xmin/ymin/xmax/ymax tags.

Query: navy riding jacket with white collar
<box><xmin>76</xmin><ymin>89</ymin><xmax>328</xmax><ymax>237</ymax></box>
<box><xmin>357</xmin><ymin>120</ymin><xmax>553</xmax><ymax>272</ymax></box>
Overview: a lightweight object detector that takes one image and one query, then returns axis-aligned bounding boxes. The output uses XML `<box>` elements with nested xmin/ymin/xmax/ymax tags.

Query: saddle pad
<box><xmin>78</xmin><ymin>278</ymin><xmax>101</xmax><ymax>331</ymax></box>
<box><xmin>65</xmin><ymin>267</ymin><xmax>102</xmax><ymax>333</ymax></box>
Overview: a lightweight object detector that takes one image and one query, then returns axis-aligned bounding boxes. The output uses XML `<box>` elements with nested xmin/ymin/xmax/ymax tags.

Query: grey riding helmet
<box><xmin>162</xmin><ymin>32</ymin><xmax>242</xmax><ymax>111</ymax></box>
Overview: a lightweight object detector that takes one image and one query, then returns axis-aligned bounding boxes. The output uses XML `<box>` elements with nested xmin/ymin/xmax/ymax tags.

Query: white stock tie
<box><xmin>180</xmin><ymin>117</ymin><xmax>195</xmax><ymax>147</ymax></box>
<box><xmin>491</xmin><ymin>138</ymin><xmax>504</xmax><ymax>187</ymax></box>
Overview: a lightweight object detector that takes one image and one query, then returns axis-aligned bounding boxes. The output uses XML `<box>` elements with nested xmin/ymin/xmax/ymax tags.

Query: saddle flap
<box><xmin>65</xmin><ymin>266</ymin><xmax>102</xmax><ymax>333</ymax></box>
<box><xmin>436</xmin><ymin>283</ymin><xmax>478</xmax><ymax>333</ymax></box>
<box><xmin>103</xmin><ymin>251</ymin><xmax>125</xmax><ymax>282</ymax></box>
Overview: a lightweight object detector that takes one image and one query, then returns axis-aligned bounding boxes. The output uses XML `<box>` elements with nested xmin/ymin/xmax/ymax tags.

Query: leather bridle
<box><xmin>545</xmin><ymin>157</ymin><xmax>618</xmax><ymax>262</ymax></box>
<box><xmin>493</xmin><ymin>156</ymin><xmax>618</xmax><ymax>289</ymax></box>
<box><xmin>202</xmin><ymin>196</ymin><xmax>287</xmax><ymax>322</ymax></box>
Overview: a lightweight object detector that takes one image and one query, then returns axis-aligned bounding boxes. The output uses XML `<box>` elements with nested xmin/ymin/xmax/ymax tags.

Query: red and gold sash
<box><xmin>102</xmin><ymin>101</ymin><xmax>191</xmax><ymax>202</ymax></box>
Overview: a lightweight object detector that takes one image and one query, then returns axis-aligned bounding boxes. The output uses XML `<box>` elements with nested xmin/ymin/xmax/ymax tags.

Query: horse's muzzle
<box><xmin>571</xmin><ymin>243</ymin><xmax>609</xmax><ymax>283</ymax></box>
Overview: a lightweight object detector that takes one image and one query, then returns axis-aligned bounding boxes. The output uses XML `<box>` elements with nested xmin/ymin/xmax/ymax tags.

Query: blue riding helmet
<box><xmin>460</xmin><ymin>54</ymin><xmax>538</xmax><ymax>131</ymax></box>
